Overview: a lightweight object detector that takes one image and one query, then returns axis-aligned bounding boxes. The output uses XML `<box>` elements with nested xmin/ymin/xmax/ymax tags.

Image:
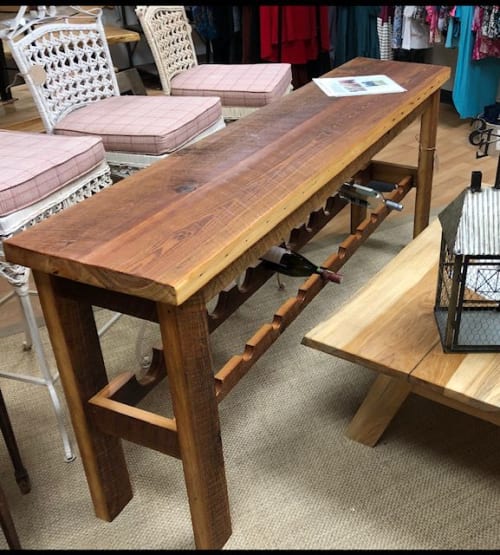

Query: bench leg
<box><xmin>346</xmin><ymin>374</ymin><xmax>411</xmax><ymax>447</ymax></box>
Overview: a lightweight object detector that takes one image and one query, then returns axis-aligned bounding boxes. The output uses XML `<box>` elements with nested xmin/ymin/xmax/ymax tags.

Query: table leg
<box><xmin>0</xmin><ymin>388</ymin><xmax>30</xmax><ymax>494</ymax></box>
<box><xmin>157</xmin><ymin>294</ymin><xmax>231</xmax><ymax>550</ymax></box>
<box><xmin>414</xmin><ymin>90</ymin><xmax>440</xmax><ymax>237</ymax></box>
<box><xmin>0</xmin><ymin>482</ymin><xmax>20</xmax><ymax>549</ymax></box>
<box><xmin>32</xmin><ymin>271</ymin><xmax>133</xmax><ymax>521</ymax></box>
<box><xmin>346</xmin><ymin>374</ymin><xmax>412</xmax><ymax>447</ymax></box>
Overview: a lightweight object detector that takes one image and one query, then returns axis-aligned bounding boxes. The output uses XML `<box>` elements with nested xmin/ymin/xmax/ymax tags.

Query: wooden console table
<box><xmin>4</xmin><ymin>58</ymin><xmax>450</xmax><ymax>549</ymax></box>
<box><xmin>303</xmin><ymin>218</ymin><xmax>500</xmax><ymax>448</ymax></box>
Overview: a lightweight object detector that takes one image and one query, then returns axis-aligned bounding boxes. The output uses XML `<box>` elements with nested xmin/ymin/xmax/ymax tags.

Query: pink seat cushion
<box><xmin>0</xmin><ymin>130</ymin><xmax>105</xmax><ymax>218</ymax></box>
<box><xmin>170</xmin><ymin>63</ymin><xmax>292</xmax><ymax>108</ymax></box>
<box><xmin>54</xmin><ymin>95</ymin><xmax>222</xmax><ymax>155</ymax></box>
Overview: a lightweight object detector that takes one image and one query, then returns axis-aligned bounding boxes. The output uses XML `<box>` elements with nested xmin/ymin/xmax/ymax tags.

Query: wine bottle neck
<box><xmin>319</xmin><ymin>268</ymin><xmax>342</xmax><ymax>284</ymax></box>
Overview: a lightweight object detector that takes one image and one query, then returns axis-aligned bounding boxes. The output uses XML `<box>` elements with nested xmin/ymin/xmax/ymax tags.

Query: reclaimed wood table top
<box><xmin>302</xmin><ymin>218</ymin><xmax>500</xmax><ymax>413</ymax></box>
<box><xmin>4</xmin><ymin>57</ymin><xmax>450</xmax><ymax>306</ymax></box>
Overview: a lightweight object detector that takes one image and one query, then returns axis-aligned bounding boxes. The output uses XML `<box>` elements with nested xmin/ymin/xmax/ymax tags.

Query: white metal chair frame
<box><xmin>135</xmin><ymin>5</ymin><xmax>293</xmax><ymax>122</ymax></box>
<box><xmin>2</xmin><ymin>6</ymin><xmax>225</xmax><ymax>179</ymax></box>
<box><xmin>1</xmin><ymin>6</ymin><xmax>225</xmax><ymax>396</ymax></box>
<box><xmin>0</xmin><ymin>159</ymin><xmax>113</xmax><ymax>462</ymax></box>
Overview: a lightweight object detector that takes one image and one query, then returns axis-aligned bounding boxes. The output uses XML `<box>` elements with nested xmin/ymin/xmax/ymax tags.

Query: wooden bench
<box><xmin>303</xmin><ymin>218</ymin><xmax>500</xmax><ymax>448</ymax></box>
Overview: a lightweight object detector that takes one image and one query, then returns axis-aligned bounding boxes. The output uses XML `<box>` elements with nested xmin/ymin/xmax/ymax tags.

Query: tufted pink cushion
<box><xmin>170</xmin><ymin>63</ymin><xmax>292</xmax><ymax>108</ymax></box>
<box><xmin>0</xmin><ymin>130</ymin><xmax>105</xmax><ymax>218</ymax></box>
<box><xmin>54</xmin><ymin>95</ymin><xmax>222</xmax><ymax>155</ymax></box>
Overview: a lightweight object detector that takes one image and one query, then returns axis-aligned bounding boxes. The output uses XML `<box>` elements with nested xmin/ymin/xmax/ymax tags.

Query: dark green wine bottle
<box><xmin>260</xmin><ymin>246</ymin><xmax>342</xmax><ymax>283</ymax></box>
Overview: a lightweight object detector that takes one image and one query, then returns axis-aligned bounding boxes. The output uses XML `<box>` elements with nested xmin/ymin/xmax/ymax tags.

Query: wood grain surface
<box><xmin>303</xmin><ymin>218</ymin><xmax>500</xmax><ymax>413</ymax></box>
<box><xmin>4</xmin><ymin>58</ymin><xmax>450</xmax><ymax>305</ymax></box>
<box><xmin>302</xmin><ymin>221</ymin><xmax>442</xmax><ymax>375</ymax></box>
<box><xmin>102</xmin><ymin>25</ymin><xmax>140</xmax><ymax>45</ymax></box>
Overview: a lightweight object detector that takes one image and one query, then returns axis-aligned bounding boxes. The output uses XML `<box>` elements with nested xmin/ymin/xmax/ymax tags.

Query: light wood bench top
<box><xmin>103</xmin><ymin>25</ymin><xmax>140</xmax><ymax>45</ymax></box>
<box><xmin>303</xmin><ymin>218</ymin><xmax>500</xmax><ymax>413</ymax></box>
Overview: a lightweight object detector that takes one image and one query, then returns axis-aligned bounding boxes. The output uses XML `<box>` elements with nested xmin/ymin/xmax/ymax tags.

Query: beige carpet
<box><xmin>1</xmin><ymin>210</ymin><xmax>499</xmax><ymax>550</ymax></box>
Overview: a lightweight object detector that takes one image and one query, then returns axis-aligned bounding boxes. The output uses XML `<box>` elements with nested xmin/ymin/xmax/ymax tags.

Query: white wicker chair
<box><xmin>0</xmin><ymin>129</ymin><xmax>114</xmax><ymax>463</ymax></box>
<box><xmin>2</xmin><ymin>6</ymin><xmax>225</xmax><ymax>179</ymax></box>
<box><xmin>135</xmin><ymin>5</ymin><xmax>293</xmax><ymax>122</ymax></box>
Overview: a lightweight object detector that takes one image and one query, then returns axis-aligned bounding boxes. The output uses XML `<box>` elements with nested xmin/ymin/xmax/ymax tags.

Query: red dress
<box><xmin>259</xmin><ymin>5</ymin><xmax>330</xmax><ymax>64</ymax></box>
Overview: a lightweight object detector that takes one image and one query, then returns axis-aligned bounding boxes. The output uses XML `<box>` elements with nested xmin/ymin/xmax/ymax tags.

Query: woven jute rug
<box><xmin>1</xmin><ymin>213</ymin><xmax>499</xmax><ymax>550</ymax></box>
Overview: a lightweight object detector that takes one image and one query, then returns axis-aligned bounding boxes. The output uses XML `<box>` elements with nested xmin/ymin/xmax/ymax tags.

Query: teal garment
<box><xmin>333</xmin><ymin>6</ymin><xmax>380</xmax><ymax>67</ymax></box>
<box><xmin>452</xmin><ymin>5</ymin><xmax>500</xmax><ymax>119</ymax></box>
<box><xmin>445</xmin><ymin>15</ymin><xmax>459</xmax><ymax>48</ymax></box>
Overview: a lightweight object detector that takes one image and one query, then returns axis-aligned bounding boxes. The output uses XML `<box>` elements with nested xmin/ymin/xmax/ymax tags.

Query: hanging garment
<box><xmin>392</xmin><ymin>5</ymin><xmax>404</xmax><ymax>49</ymax></box>
<box><xmin>334</xmin><ymin>6</ymin><xmax>381</xmax><ymax>67</ymax></box>
<box><xmin>452</xmin><ymin>5</ymin><xmax>500</xmax><ymax>119</ymax></box>
<box><xmin>328</xmin><ymin>6</ymin><xmax>338</xmax><ymax>67</ymax></box>
<box><xmin>241</xmin><ymin>5</ymin><xmax>261</xmax><ymax>63</ymax></box>
<box><xmin>401</xmin><ymin>5</ymin><xmax>430</xmax><ymax>50</ymax></box>
<box><xmin>191</xmin><ymin>6</ymin><xmax>218</xmax><ymax>41</ymax></box>
<box><xmin>259</xmin><ymin>5</ymin><xmax>329</xmax><ymax>64</ymax></box>
<box><xmin>472</xmin><ymin>5</ymin><xmax>500</xmax><ymax>61</ymax></box>
<box><xmin>378</xmin><ymin>6</ymin><xmax>395</xmax><ymax>60</ymax></box>
<box><xmin>445</xmin><ymin>8</ymin><xmax>460</xmax><ymax>49</ymax></box>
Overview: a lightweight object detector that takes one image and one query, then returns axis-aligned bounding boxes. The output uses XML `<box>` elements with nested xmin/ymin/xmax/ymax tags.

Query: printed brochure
<box><xmin>313</xmin><ymin>74</ymin><xmax>407</xmax><ymax>97</ymax></box>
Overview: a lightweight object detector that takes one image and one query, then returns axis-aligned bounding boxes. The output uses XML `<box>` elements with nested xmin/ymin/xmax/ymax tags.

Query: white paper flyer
<box><xmin>313</xmin><ymin>74</ymin><xmax>407</xmax><ymax>97</ymax></box>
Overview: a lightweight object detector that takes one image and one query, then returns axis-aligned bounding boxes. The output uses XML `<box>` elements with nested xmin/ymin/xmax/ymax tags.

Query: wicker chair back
<box><xmin>3</xmin><ymin>6</ymin><xmax>120</xmax><ymax>133</ymax></box>
<box><xmin>135</xmin><ymin>5</ymin><xmax>198</xmax><ymax>96</ymax></box>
